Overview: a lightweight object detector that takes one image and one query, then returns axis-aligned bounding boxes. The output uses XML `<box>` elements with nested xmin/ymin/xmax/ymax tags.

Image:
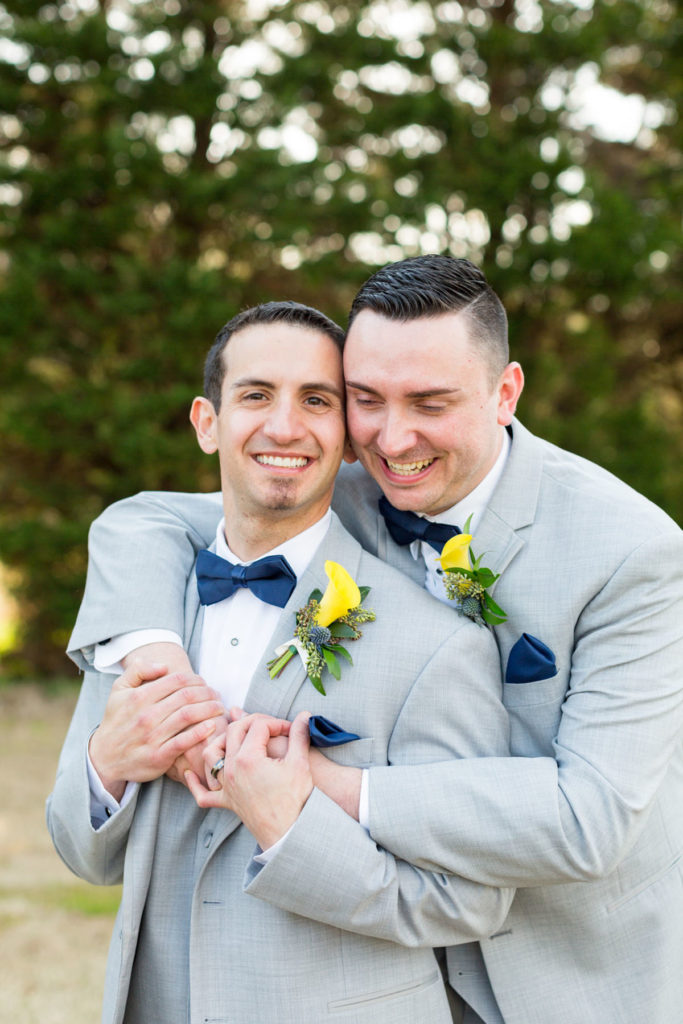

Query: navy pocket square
<box><xmin>308</xmin><ymin>715</ymin><xmax>360</xmax><ymax>748</ymax></box>
<box><xmin>505</xmin><ymin>633</ymin><xmax>557</xmax><ymax>684</ymax></box>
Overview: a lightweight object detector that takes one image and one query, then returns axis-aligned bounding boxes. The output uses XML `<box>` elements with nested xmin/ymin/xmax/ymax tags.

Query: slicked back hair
<box><xmin>204</xmin><ymin>300</ymin><xmax>345</xmax><ymax>410</ymax></box>
<box><xmin>348</xmin><ymin>255</ymin><xmax>509</xmax><ymax>382</ymax></box>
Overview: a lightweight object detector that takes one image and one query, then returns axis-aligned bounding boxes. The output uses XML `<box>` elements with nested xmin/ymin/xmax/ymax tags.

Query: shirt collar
<box><xmin>215</xmin><ymin>509</ymin><xmax>332</xmax><ymax>580</ymax></box>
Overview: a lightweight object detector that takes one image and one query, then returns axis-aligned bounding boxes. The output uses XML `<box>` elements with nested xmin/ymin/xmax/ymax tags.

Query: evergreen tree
<box><xmin>1</xmin><ymin>0</ymin><xmax>679</xmax><ymax>674</ymax></box>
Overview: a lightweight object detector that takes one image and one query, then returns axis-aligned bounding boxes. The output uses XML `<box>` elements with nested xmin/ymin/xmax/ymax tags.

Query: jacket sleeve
<box><xmin>67</xmin><ymin>491</ymin><xmax>222</xmax><ymax>671</ymax></box>
<box><xmin>366</xmin><ymin>530</ymin><xmax>683</xmax><ymax>887</ymax></box>
<box><xmin>244</xmin><ymin>618</ymin><xmax>515</xmax><ymax>947</ymax></box>
<box><xmin>46</xmin><ymin>670</ymin><xmax>138</xmax><ymax>885</ymax></box>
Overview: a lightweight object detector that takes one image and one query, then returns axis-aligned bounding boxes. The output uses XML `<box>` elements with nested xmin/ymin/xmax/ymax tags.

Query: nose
<box><xmin>376</xmin><ymin>408</ymin><xmax>418</xmax><ymax>457</ymax></box>
<box><xmin>263</xmin><ymin>397</ymin><xmax>305</xmax><ymax>444</ymax></box>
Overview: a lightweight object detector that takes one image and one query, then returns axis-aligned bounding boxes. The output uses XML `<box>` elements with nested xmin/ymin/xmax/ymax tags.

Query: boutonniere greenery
<box><xmin>436</xmin><ymin>517</ymin><xmax>507</xmax><ymax>627</ymax></box>
<box><xmin>267</xmin><ymin>560</ymin><xmax>376</xmax><ymax>695</ymax></box>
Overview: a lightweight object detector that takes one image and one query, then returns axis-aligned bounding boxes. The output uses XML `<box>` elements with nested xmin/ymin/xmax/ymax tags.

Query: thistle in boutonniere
<box><xmin>436</xmin><ymin>517</ymin><xmax>507</xmax><ymax>627</ymax></box>
<box><xmin>267</xmin><ymin>560</ymin><xmax>376</xmax><ymax>695</ymax></box>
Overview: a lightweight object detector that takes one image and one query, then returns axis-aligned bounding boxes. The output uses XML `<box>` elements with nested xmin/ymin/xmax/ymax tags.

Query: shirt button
<box><xmin>230</xmin><ymin>637</ymin><xmax>239</xmax><ymax>646</ymax></box>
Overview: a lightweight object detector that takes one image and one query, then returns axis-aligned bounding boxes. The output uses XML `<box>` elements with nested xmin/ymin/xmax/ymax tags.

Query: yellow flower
<box><xmin>436</xmin><ymin>534</ymin><xmax>473</xmax><ymax>572</ymax></box>
<box><xmin>316</xmin><ymin>561</ymin><xmax>361</xmax><ymax>627</ymax></box>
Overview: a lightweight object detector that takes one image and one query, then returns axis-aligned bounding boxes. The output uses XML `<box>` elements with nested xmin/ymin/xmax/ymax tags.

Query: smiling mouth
<box><xmin>383</xmin><ymin>457</ymin><xmax>435</xmax><ymax>477</ymax></box>
<box><xmin>255</xmin><ymin>455</ymin><xmax>310</xmax><ymax>468</ymax></box>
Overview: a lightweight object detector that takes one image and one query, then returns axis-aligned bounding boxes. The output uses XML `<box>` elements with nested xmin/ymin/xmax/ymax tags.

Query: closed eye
<box><xmin>351</xmin><ymin>394</ymin><xmax>381</xmax><ymax>407</ymax></box>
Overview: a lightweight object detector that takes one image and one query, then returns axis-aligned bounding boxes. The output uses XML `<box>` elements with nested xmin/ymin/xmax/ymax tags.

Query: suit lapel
<box><xmin>184</xmin><ymin>570</ymin><xmax>204</xmax><ymax>667</ymax></box>
<box><xmin>243</xmin><ymin>513</ymin><xmax>364</xmax><ymax>721</ymax></box>
<box><xmin>460</xmin><ymin>419</ymin><xmax>543</xmax><ymax>587</ymax></box>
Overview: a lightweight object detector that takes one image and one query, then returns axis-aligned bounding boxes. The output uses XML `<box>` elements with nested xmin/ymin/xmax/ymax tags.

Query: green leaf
<box><xmin>308</xmin><ymin>588</ymin><xmax>323</xmax><ymax>603</ymax></box>
<box><xmin>445</xmin><ymin>566</ymin><xmax>476</xmax><ymax>579</ymax></box>
<box><xmin>359</xmin><ymin>585</ymin><xmax>371</xmax><ymax>602</ymax></box>
<box><xmin>482</xmin><ymin>607</ymin><xmax>506</xmax><ymax>626</ymax></box>
<box><xmin>483</xmin><ymin>592</ymin><xmax>507</xmax><ymax>618</ymax></box>
<box><xmin>309</xmin><ymin>674</ymin><xmax>327</xmax><ymax>696</ymax></box>
<box><xmin>476</xmin><ymin>568</ymin><xmax>498</xmax><ymax>587</ymax></box>
<box><xmin>329</xmin><ymin>622</ymin><xmax>356</xmax><ymax>638</ymax></box>
<box><xmin>322</xmin><ymin>647</ymin><xmax>341</xmax><ymax>679</ymax></box>
<box><xmin>333</xmin><ymin>644</ymin><xmax>353</xmax><ymax>665</ymax></box>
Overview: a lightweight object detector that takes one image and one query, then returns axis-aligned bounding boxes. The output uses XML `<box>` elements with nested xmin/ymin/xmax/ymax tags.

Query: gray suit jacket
<box><xmin>63</xmin><ymin>419</ymin><xmax>683</xmax><ymax>1024</ymax></box>
<box><xmin>49</xmin><ymin>514</ymin><xmax>512</xmax><ymax>1024</ymax></box>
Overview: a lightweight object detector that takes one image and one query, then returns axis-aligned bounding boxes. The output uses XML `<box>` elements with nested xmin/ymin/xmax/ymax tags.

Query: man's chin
<box><xmin>260</xmin><ymin>490</ymin><xmax>298</xmax><ymax>513</ymax></box>
<box><xmin>363</xmin><ymin>462</ymin><xmax>437</xmax><ymax>514</ymax></box>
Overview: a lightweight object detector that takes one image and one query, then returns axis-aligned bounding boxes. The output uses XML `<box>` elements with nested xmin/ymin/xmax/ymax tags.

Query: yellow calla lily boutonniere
<box><xmin>437</xmin><ymin>518</ymin><xmax>507</xmax><ymax>627</ymax></box>
<box><xmin>267</xmin><ymin>561</ymin><xmax>376</xmax><ymax>695</ymax></box>
<box><xmin>316</xmin><ymin>561</ymin><xmax>361</xmax><ymax>627</ymax></box>
<box><xmin>437</xmin><ymin>533</ymin><xmax>474</xmax><ymax>573</ymax></box>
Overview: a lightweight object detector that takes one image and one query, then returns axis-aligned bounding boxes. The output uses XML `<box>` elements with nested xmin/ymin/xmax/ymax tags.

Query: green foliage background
<box><xmin>1</xmin><ymin>0</ymin><xmax>680</xmax><ymax>674</ymax></box>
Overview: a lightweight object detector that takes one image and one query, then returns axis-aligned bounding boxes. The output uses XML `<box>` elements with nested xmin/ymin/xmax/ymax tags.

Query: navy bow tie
<box><xmin>378</xmin><ymin>497</ymin><xmax>460</xmax><ymax>552</ymax></box>
<box><xmin>196</xmin><ymin>549</ymin><xmax>297</xmax><ymax>608</ymax></box>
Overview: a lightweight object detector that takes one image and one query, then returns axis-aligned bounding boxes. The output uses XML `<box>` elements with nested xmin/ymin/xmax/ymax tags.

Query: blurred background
<box><xmin>0</xmin><ymin>0</ymin><xmax>681</xmax><ymax>679</ymax></box>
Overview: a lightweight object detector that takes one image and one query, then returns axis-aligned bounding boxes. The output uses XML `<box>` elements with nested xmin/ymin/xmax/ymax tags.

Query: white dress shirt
<box><xmin>88</xmin><ymin>511</ymin><xmax>332</xmax><ymax>822</ymax></box>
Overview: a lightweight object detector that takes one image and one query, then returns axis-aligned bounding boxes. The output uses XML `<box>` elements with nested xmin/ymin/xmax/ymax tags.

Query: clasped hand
<box><xmin>185</xmin><ymin>711</ymin><xmax>314</xmax><ymax>851</ymax></box>
<box><xmin>88</xmin><ymin>659</ymin><xmax>225</xmax><ymax>802</ymax></box>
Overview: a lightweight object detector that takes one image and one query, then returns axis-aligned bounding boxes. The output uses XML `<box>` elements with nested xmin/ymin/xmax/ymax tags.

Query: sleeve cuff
<box><xmin>86</xmin><ymin>744</ymin><xmax>138</xmax><ymax>827</ymax></box>
<box><xmin>93</xmin><ymin>629</ymin><xmax>183</xmax><ymax>673</ymax></box>
<box><xmin>253</xmin><ymin>825</ymin><xmax>295</xmax><ymax>865</ymax></box>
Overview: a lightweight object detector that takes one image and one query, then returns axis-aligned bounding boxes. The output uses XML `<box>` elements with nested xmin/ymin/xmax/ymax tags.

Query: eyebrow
<box><xmin>231</xmin><ymin>377</ymin><xmax>344</xmax><ymax>400</ymax></box>
<box><xmin>345</xmin><ymin>381</ymin><xmax>461</xmax><ymax>399</ymax></box>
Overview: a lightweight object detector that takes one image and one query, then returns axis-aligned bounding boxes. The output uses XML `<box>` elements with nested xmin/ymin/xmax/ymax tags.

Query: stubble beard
<box><xmin>261</xmin><ymin>478</ymin><xmax>300</xmax><ymax>512</ymax></box>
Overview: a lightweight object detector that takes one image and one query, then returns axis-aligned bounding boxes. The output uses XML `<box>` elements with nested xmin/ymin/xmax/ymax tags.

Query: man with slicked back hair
<box><xmin>62</xmin><ymin>257</ymin><xmax>683</xmax><ymax>1024</ymax></box>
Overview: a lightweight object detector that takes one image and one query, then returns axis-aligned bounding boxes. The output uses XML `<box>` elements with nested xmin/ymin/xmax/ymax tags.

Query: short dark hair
<box><xmin>348</xmin><ymin>255</ymin><xmax>509</xmax><ymax>379</ymax></box>
<box><xmin>204</xmin><ymin>300</ymin><xmax>345</xmax><ymax>410</ymax></box>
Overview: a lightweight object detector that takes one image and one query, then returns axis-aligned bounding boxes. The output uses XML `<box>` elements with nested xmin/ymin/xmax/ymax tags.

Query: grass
<box><xmin>0</xmin><ymin>883</ymin><xmax>122</xmax><ymax>916</ymax></box>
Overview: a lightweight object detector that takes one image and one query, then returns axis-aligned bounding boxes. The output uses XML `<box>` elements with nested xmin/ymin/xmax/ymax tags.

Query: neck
<box><xmin>221</xmin><ymin>503</ymin><xmax>330</xmax><ymax>561</ymax></box>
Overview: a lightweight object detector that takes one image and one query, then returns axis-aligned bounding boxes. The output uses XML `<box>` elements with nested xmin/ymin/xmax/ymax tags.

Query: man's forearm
<box><xmin>121</xmin><ymin>641</ymin><xmax>193</xmax><ymax>675</ymax></box>
<box><xmin>309</xmin><ymin>749</ymin><xmax>361</xmax><ymax>821</ymax></box>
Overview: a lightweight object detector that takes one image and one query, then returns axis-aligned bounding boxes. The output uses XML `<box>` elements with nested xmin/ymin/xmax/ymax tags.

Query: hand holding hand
<box><xmin>167</xmin><ymin>713</ymin><xmax>229</xmax><ymax>785</ymax></box>
<box><xmin>88</xmin><ymin>660</ymin><xmax>225</xmax><ymax>801</ymax></box>
<box><xmin>226</xmin><ymin>706</ymin><xmax>290</xmax><ymax>761</ymax></box>
<box><xmin>185</xmin><ymin>711</ymin><xmax>313</xmax><ymax>850</ymax></box>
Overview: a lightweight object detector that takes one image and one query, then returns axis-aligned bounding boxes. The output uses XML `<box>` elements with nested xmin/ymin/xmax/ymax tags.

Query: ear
<box><xmin>190</xmin><ymin>397</ymin><xmax>218</xmax><ymax>454</ymax></box>
<box><xmin>342</xmin><ymin>436</ymin><xmax>358</xmax><ymax>464</ymax></box>
<box><xmin>496</xmin><ymin>362</ymin><xmax>524</xmax><ymax>426</ymax></box>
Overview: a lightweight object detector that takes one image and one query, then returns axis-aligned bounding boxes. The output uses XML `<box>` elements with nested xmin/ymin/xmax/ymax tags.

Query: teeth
<box><xmin>256</xmin><ymin>455</ymin><xmax>309</xmax><ymax>468</ymax></box>
<box><xmin>385</xmin><ymin>458</ymin><xmax>434</xmax><ymax>476</ymax></box>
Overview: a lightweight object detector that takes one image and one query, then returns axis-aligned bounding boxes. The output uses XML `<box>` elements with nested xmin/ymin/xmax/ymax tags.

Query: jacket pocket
<box><xmin>328</xmin><ymin>968</ymin><xmax>441</xmax><ymax>1011</ymax></box>
<box><xmin>606</xmin><ymin>852</ymin><xmax>681</xmax><ymax>913</ymax></box>
<box><xmin>505</xmin><ymin>632</ymin><xmax>557</xmax><ymax>685</ymax></box>
<box><xmin>319</xmin><ymin>736</ymin><xmax>375</xmax><ymax>767</ymax></box>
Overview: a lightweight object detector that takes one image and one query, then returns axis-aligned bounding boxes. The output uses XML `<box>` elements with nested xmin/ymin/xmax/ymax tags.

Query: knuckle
<box><xmin>181</xmin><ymin>685</ymin><xmax>203</xmax><ymax>705</ymax></box>
<box><xmin>234</xmin><ymin>749</ymin><xmax>251</xmax><ymax>771</ymax></box>
<box><xmin>167</xmin><ymin>672</ymin><xmax>188</xmax><ymax>692</ymax></box>
<box><xmin>136</xmin><ymin>708</ymin><xmax>153</xmax><ymax>732</ymax></box>
<box><xmin>176</xmin><ymin>703</ymin><xmax>191</xmax><ymax>724</ymax></box>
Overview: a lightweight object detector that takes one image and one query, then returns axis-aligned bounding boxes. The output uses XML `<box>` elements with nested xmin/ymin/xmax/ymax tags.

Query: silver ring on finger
<box><xmin>210</xmin><ymin>757</ymin><xmax>225</xmax><ymax>780</ymax></box>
